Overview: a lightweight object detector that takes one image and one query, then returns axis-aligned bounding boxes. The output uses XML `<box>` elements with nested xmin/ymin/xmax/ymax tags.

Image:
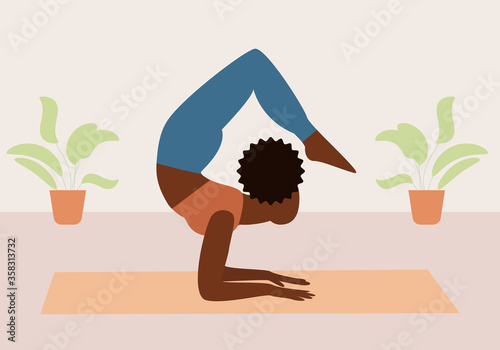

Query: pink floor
<box><xmin>0</xmin><ymin>212</ymin><xmax>498</xmax><ymax>349</ymax></box>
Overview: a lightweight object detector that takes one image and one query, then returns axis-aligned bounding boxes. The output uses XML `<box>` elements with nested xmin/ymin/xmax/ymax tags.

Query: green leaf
<box><xmin>436</xmin><ymin>96</ymin><xmax>455</xmax><ymax>144</ymax></box>
<box><xmin>66</xmin><ymin>123</ymin><xmax>119</xmax><ymax>165</ymax></box>
<box><xmin>7</xmin><ymin>143</ymin><xmax>62</xmax><ymax>176</ymax></box>
<box><xmin>437</xmin><ymin>158</ymin><xmax>480</xmax><ymax>189</ymax></box>
<box><xmin>432</xmin><ymin>143</ymin><xmax>487</xmax><ymax>176</ymax></box>
<box><xmin>40</xmin><ymin>97</ymin><xmax>59</xmax><ymax>144</ymax></box>
<box><xmin>14</xmin><ymin>158</ymin><xmax>57</xmax><ymax>189</ymax></box>
<box><xmin>375</xmin><ymin>123</ymin><xmax>428</xmax><ymax>165</ymax></box>
<box><xmin>81</xmin><ymin>174</ymin><xmax>118</xmax><ymax>189</ymax></box>
<box><xmin>376</xmin><ymin>174</ymin><xmax>414</xmax><ymax>189</ymax></box>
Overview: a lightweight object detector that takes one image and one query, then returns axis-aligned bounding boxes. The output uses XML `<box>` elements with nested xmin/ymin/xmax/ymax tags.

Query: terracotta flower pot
<box><xmin>50</xmin><ymin>190</ymin><xmax>86</xmax><ymax>225</ymax></box>
<box><xmin>408</xmin><ymin>190</ymin><xmax>445</xmax><ymax>225</ymax></box>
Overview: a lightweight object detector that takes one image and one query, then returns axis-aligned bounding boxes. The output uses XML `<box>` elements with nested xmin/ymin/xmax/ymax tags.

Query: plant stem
<box><xmin>73</xmin><ymin>161</ymin><xmax>81</xmax><ymax>190</ymax></box>
<box><xmin>56</xmin><ymin>144</ymin><xmax>72</xmax><ymax>189</ymax></box>
<box><xmin>422</xmin><ymin>144</ymin><xmax>439</xmax><ymax>190</ymax></box>
<box><xmin>413</xmin><ymin>160</ymin><xmax>422</xmax><ymax>190</ymax></box>
<box><xmin>60</xmin><ymin>174</ymin><xmax>67</xmax><ymax>190</ymax></box>
<box><xmin>428</xmin><ymin>176</ymin><xmax>435</xmax><ymax>190</ymax></box>
<box><xmin>419</xmin><ymin>165</ymin><xmax>423</xmax><ymax>189</ymax></box>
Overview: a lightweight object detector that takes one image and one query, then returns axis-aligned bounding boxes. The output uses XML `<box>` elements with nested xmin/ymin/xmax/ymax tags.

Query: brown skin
<box><xmin>199</xmin><ymin>211</ymin><xmax>314</xmax><ymax>301</ymax></box>
<box><xmin>158</xmin><ymin>164</ymin><xmax>312</xmax><ymax>301</ymax></box>
<box><xmin>157</xmin><ymin>131</ymin><xmax>354</xmax><ymax>301</ymax></box>
<box><xmin>304</xmin><ymin>130</ymin><xmax>356</xmax><ymax>173</ymax></box>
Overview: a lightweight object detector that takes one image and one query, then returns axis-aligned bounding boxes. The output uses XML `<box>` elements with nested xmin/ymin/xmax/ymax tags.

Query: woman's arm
<box><xmin>222</xmin><ymin>267</ymin><xmax>270</xmax><ymax>282</ymax></box>
<box><xmin>198</xmin><ymin>211</ymin><xmax>314</xmax><ymax>301</ymax></box>
<box><xmin>223</xmin><ymin>267</ymin><xmax>310</xmax><ymax>287</ymax></box>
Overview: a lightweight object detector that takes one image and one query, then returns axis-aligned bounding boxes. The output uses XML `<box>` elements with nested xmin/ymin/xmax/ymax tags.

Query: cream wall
<box><xmin>1</xmin><ymin>0</ymin><xmax>498</xmax><ymax>211</ymax></box>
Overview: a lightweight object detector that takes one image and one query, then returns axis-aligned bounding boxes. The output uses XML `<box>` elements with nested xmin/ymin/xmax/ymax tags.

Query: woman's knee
<box><xmin>242</xmin><ymin>48</ymin><xmax>271</xmax><ymax>68</ymax></box>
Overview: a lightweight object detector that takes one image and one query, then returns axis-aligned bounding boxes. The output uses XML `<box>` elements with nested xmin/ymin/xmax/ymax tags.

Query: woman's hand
<box><xmin>267</xmin><ymin>271</ymin><xmax>310</xmax><ymax>287</ymax></box>
<box><xmin>271</xmin><ymin>286</ymin><xmax>315</xmax><ymax>301</ymax></box>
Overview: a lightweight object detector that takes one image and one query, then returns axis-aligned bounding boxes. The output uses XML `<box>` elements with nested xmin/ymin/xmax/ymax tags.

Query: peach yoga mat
<box><xmin>41</xmin><ymin>270</ymin><xmax>458</xmax><ymax>314</ymax></box>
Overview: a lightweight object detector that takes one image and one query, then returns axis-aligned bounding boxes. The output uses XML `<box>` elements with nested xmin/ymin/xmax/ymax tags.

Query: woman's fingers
<box><xmin>297</xmin><ymin>291</ymin><xmax>315</xmax><ymax>299</ymax></box>
<box><xmin>270</xmin><ymin>279</ymin><xmax>285</xmax><ymax>287</ymax></box>
<box><xmin>278</xmin><ymin>287</ymin><xmax>315</xmax><ymax>301</ymax></box>
<box><xmin>274</xmin><ymin>273</ymin><xmax>310</xmax><ymax>285</ymax></box>
<box><xmin>283</xmin><ymin>277</ymin><xmax>310</xmax><ymax>285</ymax></box>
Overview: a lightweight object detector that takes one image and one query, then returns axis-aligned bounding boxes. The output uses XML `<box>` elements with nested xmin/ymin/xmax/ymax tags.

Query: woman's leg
<box><xmin>303</xmin><ymin>131</ymin><xmax>356</xmax><ymax>172</ymax></box>
<box><xmin>191</xmin><ymin>49</ymin><xmax>355</xmax><ymax>172</ymax></box>
<box><xmin>217</xmin><ymin>49</ymin><xmax>356</xmax><ymax>172</ymax></box>
<box><xmin>159</xmin><ymin>49</ymin><xmax>355</xmax><ymax>175</ymax></box>
<box><xmin>156</xmin><ymin>164</ymin><xmax>209</xmax><ymax>209</ymax></box>
<box><xmin>183</xmin><ymin>48</ymin><xmax>317</xmax><ymax>141</ymax></box>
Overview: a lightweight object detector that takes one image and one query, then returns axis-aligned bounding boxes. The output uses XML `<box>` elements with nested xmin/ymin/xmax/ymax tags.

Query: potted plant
<box><xmin>375</xmin><ymin>96</ymin><xmax>487</xmax><ymax>225</ymax></box>
<box><xmin>7</xmin><ymin>97</ymin><xmax>119</xmax><ymax>225</ymax></box>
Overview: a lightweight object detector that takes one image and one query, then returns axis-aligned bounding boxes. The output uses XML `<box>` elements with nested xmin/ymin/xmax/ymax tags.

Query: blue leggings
<box><xmin>157</xmin><ymin>49</ymin><xmax>316</xmax><ymax>173</ymax></box>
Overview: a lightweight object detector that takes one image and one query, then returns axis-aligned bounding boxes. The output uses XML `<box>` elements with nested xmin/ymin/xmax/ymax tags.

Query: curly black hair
<box><xmin>237</xmin><ymin>138</ymin><xmax>305</xmax><ymax>204</ymax></box>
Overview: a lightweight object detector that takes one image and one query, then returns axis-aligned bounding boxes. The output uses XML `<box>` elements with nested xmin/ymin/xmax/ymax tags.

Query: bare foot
<box><xmin>303</xmin><ymin>131</ymin><xmax>356</xmax><ymax>173</ymax></box>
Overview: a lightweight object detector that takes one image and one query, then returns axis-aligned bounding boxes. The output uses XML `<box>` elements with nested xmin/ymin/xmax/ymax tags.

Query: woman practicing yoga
<box><xmin>157</xmin><ymin>49</ymin><xmax>355</xmax><ymax>302</ymax></box>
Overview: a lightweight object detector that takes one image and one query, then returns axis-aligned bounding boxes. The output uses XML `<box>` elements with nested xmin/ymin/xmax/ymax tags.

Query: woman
<box><xmin>157</xmin><ymin>49</ymin><xmax>355</xmax><ymax>301</ymax></box>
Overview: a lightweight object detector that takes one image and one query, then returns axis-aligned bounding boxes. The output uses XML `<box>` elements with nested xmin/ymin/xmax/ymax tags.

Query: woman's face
<box><xmin>271</xmin><ymin>191</ymin><xmax>300</xmax><ymax>225</ymax></box>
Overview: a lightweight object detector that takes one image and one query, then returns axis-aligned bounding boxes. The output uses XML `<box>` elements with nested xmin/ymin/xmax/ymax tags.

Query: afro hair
<box><xmin>237</xmin><ymin>138</ymin><xmax>304</xmax><ymax>204</ymax></box>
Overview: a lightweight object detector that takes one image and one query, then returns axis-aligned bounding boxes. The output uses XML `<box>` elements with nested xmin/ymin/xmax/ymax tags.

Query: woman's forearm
<box><xmin>199</xmin><ymin>281</ymin><xmax>276</xmax><ymax>301</ymax></box>
<box><xmin>222</xmin><ymin>267</ymin><xmax>270</xmax><ymax>282</ymax></box>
